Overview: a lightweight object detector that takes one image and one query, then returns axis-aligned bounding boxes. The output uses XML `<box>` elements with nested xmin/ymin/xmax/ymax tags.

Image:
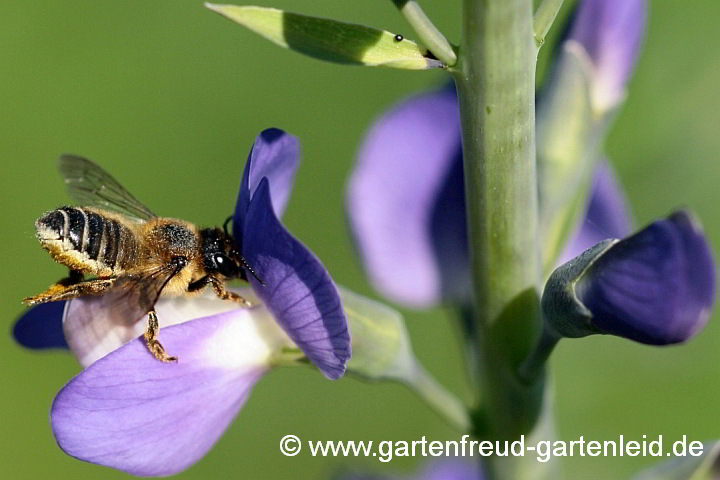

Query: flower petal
<box><xmin>243</xmin><ymin>178</ymin><xmax>350</xmax><ymax>379</ymax></box>
<box><xmin>419</xmin><ymin>459</ymin><xmax>484</xmax><ymax>480</ymax></box>
<box><xmin>559</xmin><ymin>160</ymin><xmax>632</xmax><ymax>264</ymax></box>
<box><xmin>568</xmin><ymin>0</ymin><xmax>647</xmax><ymax>111</ymax></box>
<box><xmin>12</xmin><ymin>301</ymin><xmax>68</xmax><ymax>350</ymax></box>
<box><xmin>345</xmin><ymin>459</ymin><xmax>482</xmax><ymax>480</ymax></box>
<box><xmin>64</xmin><ymin>289</ymin><xmax>258</xmax><ymax>367</ymax></box>
<box><xmin>576</xmin><ymin>210</ymin><xmax>716</xmax><ymax>344</ymax></box>
<box><xmin>52</xmin><ymin>308</ymin><xmax>285</xmax><ymax>476</ymax></box>
<box><xmin>234</xmin><ymin>128</ymin><xmax>300</xmax><ymax>238</ymax></box>
<box><xmin>347</xmin><ymin>85</ymin><xmax>469</xmax><ymax>307</ymax></box>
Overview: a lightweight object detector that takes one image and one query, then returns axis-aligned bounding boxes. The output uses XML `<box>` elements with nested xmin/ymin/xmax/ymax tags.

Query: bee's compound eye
<box><xmin>213</xmin><ymin>253</ymin><xmax>237</xmax><ymax>277</ymax></box>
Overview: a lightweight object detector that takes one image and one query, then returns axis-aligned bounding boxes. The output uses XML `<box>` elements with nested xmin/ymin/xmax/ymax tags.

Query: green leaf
<box><xmin>633</xmin><ymin>441</ymin><xmax>720</xmax><ymax>480</ymax></box>
<box><xmin>205</xmin><ymin>4</ymin><xmax>444</xmax><ymax>70</ymax></box>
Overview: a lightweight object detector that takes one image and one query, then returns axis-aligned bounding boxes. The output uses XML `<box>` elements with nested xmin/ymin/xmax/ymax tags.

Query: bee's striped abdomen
<box><xmin>35</xmin><ymin>207</ymin><xmax>131</xmax><ymax>275</ymax></box>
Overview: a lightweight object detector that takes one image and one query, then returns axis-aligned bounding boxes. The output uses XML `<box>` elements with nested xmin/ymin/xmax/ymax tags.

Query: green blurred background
<box><xmin>1</xmin><ymin>1</ymin><xmax>719</xmax><ymax>479</ymax></box>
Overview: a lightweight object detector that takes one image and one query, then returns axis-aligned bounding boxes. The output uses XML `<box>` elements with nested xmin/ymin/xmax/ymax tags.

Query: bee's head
<box><xmin>200</xmin><ymin>227</ymin><xmax>243</xmax><ymax>279</ymax></box>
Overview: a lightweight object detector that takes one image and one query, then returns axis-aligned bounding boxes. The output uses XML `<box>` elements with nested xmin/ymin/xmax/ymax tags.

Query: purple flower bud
<box><xmin>576</xmin><ymin>211</ymin><xmax>715</xmax><ymax>344</ymax></box>
<box><xmin>568</xmin><ymin>0</ymin><xmax>647</xmax><ymax>111</ymax></box>
<box><xmin>545</xmin><ymin>211</ymin><xmax>716</xmax><ymax>345</ymax></box>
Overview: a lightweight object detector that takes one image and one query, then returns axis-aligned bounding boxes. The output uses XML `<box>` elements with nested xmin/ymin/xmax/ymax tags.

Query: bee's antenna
<box><xmin>223</xmin><ymin>215</ymin><xmax>233</xmax><ymax>237</ymax></box>
<box><xmin>240</xmin><ymin>256</ymin><xmax>264</xmax><ymax>286</ymax></box>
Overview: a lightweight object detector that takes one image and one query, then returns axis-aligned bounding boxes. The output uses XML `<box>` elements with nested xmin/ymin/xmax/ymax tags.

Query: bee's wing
<box><xmin>63</xmin><ymin>263</ymin><xmax>185</xmax><ymax>365</ymax></box>
<box><xmin>58</xmin><ymin>154</ymin><xmax>156</xmax><ymax>221</ymax></box>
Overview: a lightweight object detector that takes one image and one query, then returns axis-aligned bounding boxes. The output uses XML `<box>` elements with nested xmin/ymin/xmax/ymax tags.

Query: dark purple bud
<box><xmin>544</xmin><ymin>211</ymin><xmax>715</xmax><ymax>345</ymax></box>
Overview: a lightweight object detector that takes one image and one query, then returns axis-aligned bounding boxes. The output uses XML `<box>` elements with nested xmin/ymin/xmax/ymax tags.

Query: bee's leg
<box><xmin>143</xmin><ymin>310</ymin><xmax>177</xmax><ymax>363</ymax></box>
<box><xmin>23</xmin><ymin>278</ymin><xmax>115</xmax><ymax>306</ymax></box>
<box><xmin>57</xmin><ymin>269</ymin><xmax>84</xmax><ymax>287</ymax></box>
<box><xmin>209</xmin><ymin>276</ymin><xmax>252</xmax><ymax>307</ymax></box>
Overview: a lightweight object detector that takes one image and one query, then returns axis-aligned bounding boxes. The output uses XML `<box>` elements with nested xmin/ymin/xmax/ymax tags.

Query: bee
<box><xmin>24</xmin><ymin>155</ymin><xmax>262</xmax><ymax>363</ymax></box>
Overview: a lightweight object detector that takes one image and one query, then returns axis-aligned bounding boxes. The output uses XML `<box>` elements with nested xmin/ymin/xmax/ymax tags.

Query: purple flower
<box><xmin>15</xmin><ymin>129</ymin><xmax>351</xmax><ymax>476</ymax></box>
<box><xmin>347</xmin><ymin>84</ymin><xmax>468</xmax><ymax>308</ymax></box>
<box><xmin>574</xmin><ymin>211</ymin><xmax>715</xmax><ymax>345</ymax></box>
<box><xmin>346</xmin><ymin>459</ymin><xmax>482</xmax><ymax>480</ymax></box>
<box><xmin>234</xmin><ymin>129</ymin><xmax>350</xmax><ymax>379</ymax></box>
<box><xmin>13</xmin><ymin>301</ymin><xmax>67</xmax><ymax>350</ymax></box>
<box><xmin>347</xmin><ymin>0</ymin><xmax>648</xmax><ymax>308</ymax></box>
<box><xmin>557</xmin><ymin>159</ymin><xmax>632</xmax><ymax>265</ymax></box>
<box><xmin>568</xmin><ymin>0</ymin><xmax>647</xmax><ymax>112</ymax></box>
<box><xmin>347</xmin><ymin>85</ymin><xmax>630</xmax><ymax>309</ymax></box>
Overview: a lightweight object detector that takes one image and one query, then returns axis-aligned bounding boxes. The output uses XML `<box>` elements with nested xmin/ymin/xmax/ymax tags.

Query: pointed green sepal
<box><xmin>633</xmin><ymin>441</ymin><xmax>720</xmax><ymax>480</ymax></box>
<box><xmin>340</xmin><ymin>286</ymin><xmax>419</xmax><ymax>380</ymax></box>
<box><xmin>541</xmin><ymin>239</ymin><xmax>616</xmax><ymax>338</ymax></box>
<box><xmin>205</xmin><ymin>4</ymin><xmax>445</xmax><ymax>70</ymax></box>
<box><xmin>340</xmin><ymin>287</ymin><xmax>469</xmax><ymax>431</ymax></box>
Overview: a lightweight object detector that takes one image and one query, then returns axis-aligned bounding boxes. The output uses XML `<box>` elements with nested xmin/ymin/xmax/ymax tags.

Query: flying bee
<box><xmin>24</xmin><ymin>155</ymin><xmax>262</xmax><ymax>363</ymax></box>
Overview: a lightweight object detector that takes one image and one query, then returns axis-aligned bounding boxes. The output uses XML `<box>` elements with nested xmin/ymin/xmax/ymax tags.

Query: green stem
<box><xmin>391</xmin><ymin>0</ymin><xmax>457</xmax><ymax>65</ymax></box>
<box><xmin>453</xmin><ymin>0</ymin><xmax>544</xmax><ymax>477</ymax></box>
<box><xmin>517</xmin><ymin>326</ymin><xmax>559</xmax><ymax>383</ymax></box>
<box><xmin>533</xmin><ymin>0</ymin><xmax>566</xmax><ymax>48</ymax></box>
<box><xmin>404</xmin><ymin>363</ymin><xmax>471</xmax><ymax>432</ymax></box>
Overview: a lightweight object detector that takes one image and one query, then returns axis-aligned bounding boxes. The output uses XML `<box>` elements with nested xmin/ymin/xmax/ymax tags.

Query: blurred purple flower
<box><xmin>347</xmin><ymin>84</ymin><xmax>630</xmax><ymax>308</ymax></box>
<box><xmin>347</xmin><ymin>0</ymin><xmax>647</xmax><ymax>308</ymax></box>
<box><xmin>557</xmin><ymin>160</ymin><xmax>632</xmax><ymax>265</ymax></box>
<box><xmin>347</xmin><ymin>84</ymin><xmax>468</xmax><ymax>308</ymax></box>
<box><xmin>575</xmin><ymin>211</ymin><xmax>715</xmax><ymax>345</ymax></box>
<box><xmin>346</xmin><ymin>458</ymin><xmax>482</xmax><ymax>480</ymax></box>
<box><xmin>15</xmin><ymin>129</ymin><xmax>351</xmax><ymax>476</ymax></box>
<box><xmin>568</xmin><ymin>0</ymin><xmax>647</xmax><ymax>111</ymax></box>
<box><xmin>347</xmin><ymin>0</ymin><xmax>715</xmax><ymax>343</ymax></box>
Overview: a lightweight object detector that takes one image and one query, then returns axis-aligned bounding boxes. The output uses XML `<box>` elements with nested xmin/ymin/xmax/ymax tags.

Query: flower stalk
<box><xmin>453</xmin><ymin>0</ymin><xmax>544</xmax><ymax>477</ymax></box>
<box><xmin>403</xmin><ymin>363</ymin><xmax>472</xmax><ymax>432</ymax></box>
<box><xmin>391</xmin><ymin>0</ymin><xmax>457</xmax><ymax>66</ymax></box>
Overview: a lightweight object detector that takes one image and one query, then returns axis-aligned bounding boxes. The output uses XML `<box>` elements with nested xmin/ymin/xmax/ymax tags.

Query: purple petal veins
<box><xmin>234</xmin><ymin>128</ymin><xmax>300</xmax><ymax>237</ymax></box>
<box><xmin>51</xmin><ymin>309</ymin><xmax>282</xmax><ymax>477</ymax></box>
<box><xmin>232</xmin><ymin>128</ymin><xmax>350</xmax><ymax>378</ymax></box>
<box><xmin>242</xmin><ymin>178</ymin><xmax>350</xmax><ymax>379</ymax></box>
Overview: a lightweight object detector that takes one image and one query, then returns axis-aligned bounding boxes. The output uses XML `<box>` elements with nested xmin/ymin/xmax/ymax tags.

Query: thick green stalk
<box><xmin>452</xmin><ymin>0</ymin><xmax>544</xmax><ymax>477</ymax></box>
